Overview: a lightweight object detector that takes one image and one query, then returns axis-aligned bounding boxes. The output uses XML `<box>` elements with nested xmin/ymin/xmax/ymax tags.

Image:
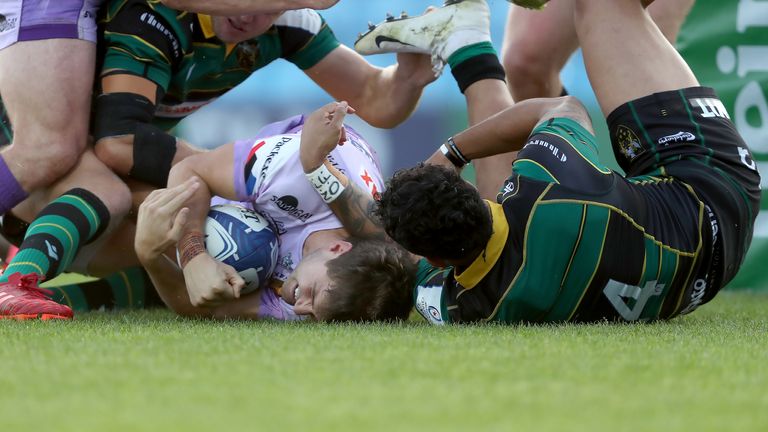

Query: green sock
<box><xmin>47</xmin><ymin>267</ymin><xmax>164</xmax><ymax>312</ymax></box>
<box><xmin>0</xmin><ymin>188</ymin><xmax>110</xmax><ymax>283</ymax></box>
<box><xmin>447</xmin><ymin>41</ymin><xmax>498</xmax><ymax>70</ymax></box>
<box><xmin>446</xmin><ymin>42</ymin><xmax>506</xmax><ymax>93</ymax></box>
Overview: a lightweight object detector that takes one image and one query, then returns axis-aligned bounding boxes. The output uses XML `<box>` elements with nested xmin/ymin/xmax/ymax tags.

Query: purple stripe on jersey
<box><xmin>18</xmin><ymin>24</ymin><xmax>78</xmax><ymax>40</ymax></box>
<box><xmin>0</xmin><ymin>155</ymin><xmax>28</xmax><ymax>214</ymax></box>
<box><xmin>14</xmin><ymin>0</ymin><xmax>100</xmax><ymax>42</ymax></box>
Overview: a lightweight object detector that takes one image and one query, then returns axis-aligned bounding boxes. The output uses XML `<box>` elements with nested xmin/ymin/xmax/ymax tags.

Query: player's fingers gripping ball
<box><xmin>204</xmin><ymin>205</ymin><xmax>279</xmax><ymax>294</ymax></box>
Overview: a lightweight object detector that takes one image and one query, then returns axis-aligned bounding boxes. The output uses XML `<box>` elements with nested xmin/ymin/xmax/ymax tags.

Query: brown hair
<box><xmin>323</xmin><ymin>239</ymin><xmax>416</xmax><ymax>322</ymax></box>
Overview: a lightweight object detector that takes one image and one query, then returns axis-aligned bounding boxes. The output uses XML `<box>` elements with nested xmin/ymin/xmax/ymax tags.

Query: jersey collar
<box><xmin>454</xmin><ymin>201</ymin><xmax>509</xmax><ymax>289</ymax></box>
<box><xmin>197</xmin><ymin>14</ymin><xmax>237</xmax><ymax>55</ymax></box>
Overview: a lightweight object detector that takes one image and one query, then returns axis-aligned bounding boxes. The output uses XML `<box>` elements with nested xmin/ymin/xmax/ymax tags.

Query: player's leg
<box><xmin>572</xmin><ymin>0</ymin><xmax>698</xmax><ymax>116</ymax></box>
<box><xmin>46</xmin><ymin>267</ymin><xmax>164</xmax><ymax>312</ymax></box>
<box><xmin>647</xmin><ymin>0</ymin><xmax>695</xmax><ymax>45</ymax></box>
<box><xmin>0</xmin><ymin>150</ymin><xmax>131</xmax><ymax>319</ymax></box>
<box><xmin>0</xmin><ymin>37</ymin><xmax>96</xmax><ymax>212</ymax></box>
<box><xmin>355</xmin><ymin>0</ymin><xmax>515</xmax><ymax>198</ymax></box>
<box><xmin>501</xmin><ymin>0</ymin><xmax>578</xmax><ymax>101</ymax></box>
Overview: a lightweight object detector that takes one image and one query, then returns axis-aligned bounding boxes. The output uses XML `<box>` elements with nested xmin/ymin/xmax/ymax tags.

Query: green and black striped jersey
<box><xmin>100</xmin><ymin>0</ymin><xmax>340</xmax><ymax>130</ymax></box>
<box><xmin>414</xmin><ymin>118</ymin><xmax>716</xmax><ymax>325</ymax></box>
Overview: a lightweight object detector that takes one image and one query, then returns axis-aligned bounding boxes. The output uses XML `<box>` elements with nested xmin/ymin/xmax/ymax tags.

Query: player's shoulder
<box><xmin>103</xmin><ymin>0</ymin><xmax>194</xmax><ymax>42</ymax></box>
<box><xmin>273</xmin><ymin>9</ymin><xmax>326</xmax><ymax>34</ymax></box>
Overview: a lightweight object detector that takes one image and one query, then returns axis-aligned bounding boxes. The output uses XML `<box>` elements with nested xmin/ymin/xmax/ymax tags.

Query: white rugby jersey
<box><xmin>231</xmin><ymin>126</ymin><xmax>384</xmax><ymax>283</ymax></box>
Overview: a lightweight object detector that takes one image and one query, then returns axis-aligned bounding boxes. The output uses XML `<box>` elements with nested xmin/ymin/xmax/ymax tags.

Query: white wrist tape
<box><xmin>305</xmin><ymin>163</ymin><xmax>345</xmax><ymax>203</ymax></box>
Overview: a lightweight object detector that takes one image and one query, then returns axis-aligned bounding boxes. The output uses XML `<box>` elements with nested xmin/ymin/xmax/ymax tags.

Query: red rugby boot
<box><xmin>0</xmin><ymin>273</ymin><xmax>73</xmax><ymax>320</ymax></box>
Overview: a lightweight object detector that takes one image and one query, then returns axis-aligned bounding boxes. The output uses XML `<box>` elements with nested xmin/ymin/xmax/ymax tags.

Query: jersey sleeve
<box><xmin>413</xmin><ymin>259</ymin><xmax>452</xmax><ymax>325</ymax></box>
<box><xmin>274</xmin><ymin>10</ymin><xmax>341</xmax><ymax>70</ymax></box>
<box><xmin>100</xmin><ymin>0</ymin><xmax>193</xmax><ymax>92</ymax></box>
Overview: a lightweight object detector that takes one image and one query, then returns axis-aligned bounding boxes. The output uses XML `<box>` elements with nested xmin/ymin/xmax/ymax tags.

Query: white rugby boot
<box><xmin>354</xmin><ymin>0</ymin><xmax>491</xmax><ymax>74</ymax></box>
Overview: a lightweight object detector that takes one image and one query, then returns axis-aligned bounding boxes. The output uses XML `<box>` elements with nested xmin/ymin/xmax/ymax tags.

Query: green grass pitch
<box><xmin>2</xmin><ymin>291</ymin><xmax>766</xmax><ymax>432</ymax></box>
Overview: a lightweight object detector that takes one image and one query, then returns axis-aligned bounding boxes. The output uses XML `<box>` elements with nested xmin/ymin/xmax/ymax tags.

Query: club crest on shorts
<box><xmin>615</xmin><ymin>125</ymin><xmax>644</xmax><ymax>161</ymax></box>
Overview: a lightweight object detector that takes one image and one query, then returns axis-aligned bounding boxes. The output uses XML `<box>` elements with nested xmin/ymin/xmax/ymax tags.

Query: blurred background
<box><xmin>176</xmin><ymin>0</ymin><xmax>768</xmax><ymax>289</ymax></box>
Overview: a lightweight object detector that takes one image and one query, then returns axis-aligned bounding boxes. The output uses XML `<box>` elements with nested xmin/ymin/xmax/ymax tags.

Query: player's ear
<box><xmin>328</xmin><ymin>240</ymin><xmax>353</xmax><ymax>256</ymax></box>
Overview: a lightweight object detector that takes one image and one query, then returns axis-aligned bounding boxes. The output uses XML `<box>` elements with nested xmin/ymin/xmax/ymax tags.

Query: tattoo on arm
<box><xmin>330</xmin><ymin>180</ymin><xmax>388</xmax><ymax>241</ymax></box>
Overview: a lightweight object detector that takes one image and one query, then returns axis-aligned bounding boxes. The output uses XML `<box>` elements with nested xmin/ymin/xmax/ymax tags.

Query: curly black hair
<box><xmin>375</xmin><ymin>164</ymin><xmax>493</xmax><ymax>261</ymax></box>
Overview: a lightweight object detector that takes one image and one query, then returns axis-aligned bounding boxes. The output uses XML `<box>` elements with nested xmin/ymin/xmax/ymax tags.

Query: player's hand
<box><xmin>183</xmin><ymin>253</ymin><xmax>245</xmax><ymax>307</ymax></box>
<box><xmin>135</xmin><ymin>177</ymin><xmax>200</xmax><ymax>262</ymax></box>
<box><xmin>300</xmin><ymin>101</ymin><xmax>355</xmax><ymax>172</ymax></box>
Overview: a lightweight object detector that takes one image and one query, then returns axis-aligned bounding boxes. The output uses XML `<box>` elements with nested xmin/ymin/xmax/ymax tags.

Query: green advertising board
<box><xmin>677</xmin><ymin>0</ymin><xmax>768</xmax><ymax>289</ymax></box>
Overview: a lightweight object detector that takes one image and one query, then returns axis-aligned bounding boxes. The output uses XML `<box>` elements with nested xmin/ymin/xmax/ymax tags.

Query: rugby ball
<box><xmin>204</xmin><ymin>204</ymin><xmax>279</xmax><ymax>294</ymax></box>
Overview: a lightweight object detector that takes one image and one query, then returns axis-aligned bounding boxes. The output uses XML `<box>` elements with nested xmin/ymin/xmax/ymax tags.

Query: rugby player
<box><xmin>93</xmin><ymin>0</ymin><xmax>438</xmax><ymax>189</ymax></box>
<box><xmin>0</xmin><ymin>0</ymin><xmax>131</xmax><ymax>320</ymax></box>
<box><xmin>341</xmin><ymin>0</ymin><xmax>761</xmax><ymax>323</ymax></box>
<box><xmin>136</xmin><ymin>111</ymin><xmax>415</xmax><ymax>321</ymax></box>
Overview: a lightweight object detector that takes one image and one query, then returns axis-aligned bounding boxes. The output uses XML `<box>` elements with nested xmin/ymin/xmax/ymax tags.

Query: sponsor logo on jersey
<box><xmin>657</xmin><ymin>131</ymin><xmax>696</xmax><ymax>145</ymax></box>
<box><xmin>358</xmin><ymin>168</ymin><xmax>379</xmax><ymax>198</ymax></box>
<box><xmin>524</xmin><ymin>138</ymin><xmax>568</xmax><ymax>162</ymax></box>
<box><xmin>326</xmin><ymin>154</ymin><xmax>346</xmax><ymax>174</ymax></box>
<box><xmin>156</xmin><ymin>99</ymin><xmax>215</xmax><ymax>118</ymax></box>
<box><xmin>0</xmin><ymin>14</ymin><xmax>18</xmax><ymax>33</ymax></box>
<box><xmin>680</xmin><ymin>278</ymin><xmax>708</xmax><ymax>315</ymax></box>
<box><xmin>347</xmin><ymin>134</ymin><xmax>376</xmax><ymax>164</ymax></box>
<box><xmin>139</xmin><ymin>12</ymin><xmax>181</xmax><ymax>60</ymax></box>
<box><xmin>270</xmin><ymin>195</ymin><xmax>314</xmax><ymax>222</ymax></box>
<box><xmin>259</xmin><ymin>136</ymin><xmax>293</xmax><ymax>184</ymax></box>
<box><xmin>690</xmin><ymin>97</ymin><xmax>731</xmax><ymax>119</ymax></box>
<box><xmin>615</xmin><ymin>125</ymin><xmax>644</xmax><ymax>161</ymax></box>
<box><xmin>415</xmin><ymin>287</ymin><xmax>444</xmax><ymax>325</ymax></box>
<box><xmin>235</xmin><ymin>41</ymin><xmax>260</xmax><ymax>69</ymax></box>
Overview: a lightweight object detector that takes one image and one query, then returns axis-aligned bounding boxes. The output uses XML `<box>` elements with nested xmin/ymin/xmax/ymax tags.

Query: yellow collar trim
<box><xmin>197</xmin><ymin>14</ymin><xmax>216</xmax><ymax>39</ymax></box>
<box><xmin>197</xmin><ymin>14</ymin><xmax>237</xmax><ymax>55</ymax></box>
<box><xmin>454</xmin><ymin>201</ymin><xmax>509</xmax><ymax>289</ymax></box>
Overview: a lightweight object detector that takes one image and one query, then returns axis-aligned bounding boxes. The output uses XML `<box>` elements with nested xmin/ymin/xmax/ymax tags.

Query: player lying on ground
<box><xmin>138</xmin><ymin>110</ymin><xmax>417</xmax><ymax>322</ymax></box>
<box><xmin>354</xmin><ymin>0</ymin><xmax>760</xmax><ymax>323</ymax></box>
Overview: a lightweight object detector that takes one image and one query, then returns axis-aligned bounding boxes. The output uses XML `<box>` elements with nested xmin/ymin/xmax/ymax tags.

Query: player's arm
<box><xmin>135</xmin><ymin>179</ymin><xmax>263</xmax><ymax>320</ymax></box>
<box><xmin>426</xmin><ymin>96</ymin><xmax>591</xmax><ymax>167</ymax></box>
<box><xmin>160</xmin><ymin>0</ymin><xmax>339</xmax><ymax>14</ymax></box>
<box><xmin>304</xmin><ymin>46</ymin><xmax>437</xmax><ymax>129</ymax></box>
<box><xmin>299</xmin><ymin>102</ymin><xmax>389</xmax><ymax>241</ymax></box>
<box><xmin>94</xmin><ymin>2</ymin><xmax>199</xmax><ymax>187</ymax></box>
<box><xmin>166</xmin><ymin>144</ymin><xmax>246</xmax><ymax>307</ymax></box>
<box><xmin>94</xmin><ymin>74</ymin><xmax>202</xmax><ymax>187</ymax></box>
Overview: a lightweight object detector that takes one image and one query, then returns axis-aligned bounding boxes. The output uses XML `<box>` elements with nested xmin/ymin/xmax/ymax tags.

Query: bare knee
<box><xmin>544</xmin><ymin>96</ymin><xmax>594</xmax><ymax>134</ymax></box>
<box><xmin>502</xmin><ymin>46</ymin><xmax>562</xmax><ymax>100</ymax></box>
<box><xmin>99</xmin><ymin>178</ymin><xmax>133</xmax><ymax>220</ymax></box>
<box><xmin>7</xmin><ymin>132</ymin><xmax>86</xmax><ymax>189</ymax></box>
